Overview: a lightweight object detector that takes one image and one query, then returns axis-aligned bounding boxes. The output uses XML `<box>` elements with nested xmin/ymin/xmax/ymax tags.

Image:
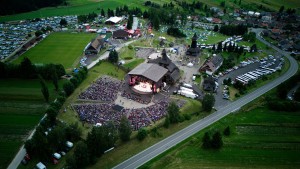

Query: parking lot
<box><xmin>214</xmin><ymin>54</ymin><xmax>284</xmax><ymax>109</ymax></box>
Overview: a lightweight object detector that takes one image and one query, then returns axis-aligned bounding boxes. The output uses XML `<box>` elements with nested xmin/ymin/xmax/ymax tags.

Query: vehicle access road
<box><xmin>113</xmin><ymin>30</ymin><xmax>299</xmax><ymax>169</ymax></box>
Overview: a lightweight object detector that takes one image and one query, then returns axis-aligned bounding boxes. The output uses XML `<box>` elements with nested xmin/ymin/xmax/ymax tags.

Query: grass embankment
<box><xmin>0</xmin><ymin>79</ymin><xmax>63</xmax><ymax>169</ymax></box>
<box><xmin>14</xmin><ymin>32</ymin><xmax>95</xmax><ymax>71</ymax></box>
<box><xmin>142</xmin><ymin>106</ymin><xmax>300</xmax><ymax>169</ymax></box>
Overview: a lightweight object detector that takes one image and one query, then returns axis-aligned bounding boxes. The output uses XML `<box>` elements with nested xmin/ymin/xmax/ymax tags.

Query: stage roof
<box><xmin>128</xmin><ymin>63</ymin><xmax>168</xmax><ymax>82</ymax></box>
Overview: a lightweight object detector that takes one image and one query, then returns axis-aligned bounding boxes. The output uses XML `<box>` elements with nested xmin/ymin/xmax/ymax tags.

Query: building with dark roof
<box><xmin>148</xmin><ymin>49</ymin><xmax>180</xmax><ymax>84</ymax></box>
<box><xmin>113</xmin><ymin>29</ymin><xmax>129</xmax><ymax>39</ymax></box>
<box><xmin>199</xmin><ymin>54</ymin><xmax>223</xmax><ymax>75</ymax></box>
<box><xmin>85</xmin><ymin>35</ymin><xmax>105</xmax><ymax>55</ymax></box>
<box><xmin>203</xmin><ymin>77</ymin><xmax>217</xmax><ymax>92</ymax></box>
<box><xmin>128</xmin><ymin>63</ymin><xmax>168</xmax><ymax>83</ymax></box>
<box><xmin>186</xmin><ymin>33</ymin><xmax>201</xmax><ymax>56</ymax></box>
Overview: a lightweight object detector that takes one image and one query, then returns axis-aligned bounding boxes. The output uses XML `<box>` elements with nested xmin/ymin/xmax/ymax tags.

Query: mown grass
<box><xmin>142</xmin><ymin>106</ymin><xmax>300</xmax><ymax>169</ymax></box>
<box><xmin>123</xmin><ymin>58</ymin><xmax>145</xmax><ymax>70</ymax></box>
<box><xmin>14</xmin><ymin>32</ymin><xmax>95</xmax><ymax>70</ymax></box>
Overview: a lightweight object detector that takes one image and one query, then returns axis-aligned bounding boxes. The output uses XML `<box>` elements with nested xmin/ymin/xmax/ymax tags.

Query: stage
<box><xmin>132</xmin><ymin>82</ymin><xmax>153</xmax><ymax>95</ymax></box>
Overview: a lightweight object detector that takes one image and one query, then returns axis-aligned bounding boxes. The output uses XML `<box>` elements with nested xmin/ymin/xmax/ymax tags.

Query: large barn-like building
<box><xmin>84</xmin><ymin>35</ymin><xmax>105</xmax><ymax>55</ymax></box>
<box><xmin>127</xmin><ymin>49</ymin><xmax>180</xmax><ymax>95</ymax></box>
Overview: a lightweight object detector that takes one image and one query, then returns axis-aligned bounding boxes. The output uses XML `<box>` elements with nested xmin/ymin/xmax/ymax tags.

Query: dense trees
<box><xmin>20</xmin><ymin>57</ymin><xmax>36</xmax><ymax>79</ymax></box>
<box><xmin>77</xmin><ymin>13</ymin><xmax>97</xmax><ymax>23</ymax></box>
<box><xmin>243</xmin><ymin>32</ymin><xmax>256</xmax><ymax>43</ymax></box>
<box><xmin>202</xmin><ymin>131</ymin><xmax>223</xmax><ymax>149</ymax></box>
<box><xmin>119</xmin><ymin>116</ymin><xmax>132</xmax><ymax>142</ymax></box>
<box><xmin>219</xmin><ymin>25</ymin><xmax>248</xmax><ymax>36</ymax></box>
<box><xmin>1</xmin><ymin>0</ymin><xmax>66</xmax><ymax>15</ymax></box>
<box><xmin>202</xmin><ymin>94</ymin><xmax>215</xmax><ymax>112</ymax></box>
<box><xmin>167</xmin><ymin>27</ymin><xmax>186</xmax><ymax>38</ymax></box>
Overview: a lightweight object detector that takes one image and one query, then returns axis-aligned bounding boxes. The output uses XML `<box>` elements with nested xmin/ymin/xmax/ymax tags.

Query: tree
<box><xmin>279</xmin><ymin>6</ymin><xmax>285</xmax><ymax>13</ymax></box>
<box><xmin>167</xmin><ymin>102</ymin><xmax>180</xmax><ymax>123</ymax></box>
<box><xmin>65</xmin><ymin>123</ymin><xmax>82</xmax><ymax>141</ymax></box>
<box><xmin>202</xmin><ymin>132</ymin><xmax>211</xmax><ymax>149</ymax></box>
<box><xmin>223</xmin><ymin>126</ymin><xmax>231</xmax><ymax>136</ymax></box>
<box><xmin>101</xmin><ymin>9</ymin><xmax>105</xmax><ymax>17</ymax></box>
<box><xmin>250</xmin><ymin>44</ymin><xmax>257</xmax><ymax>52</ymax></box>
<box><xmin>213</xmin><ymin>25</ymin><xmax>219</xmax><ymax>32</ymax></box>
<box><xmin>108</xmin><ymin>50</ymin><xmax>118</xmax><ymax>63</ymax></box>
<box><xmin>137</xmin><ymin>128</ymin><xmax>147</xmax><ymax>141</ymax></box>
<box><xmin>119</xmin><ymin>116</ymin><xmax>132</xmax><ymax>142</ymax></box>
<box><xmin>20</xmin><ymin>57</ymin><xmax>36</xmax><ymax>79</ymax></box>
<box><xmin>127</xmin><ymin>14</ymin><xmax>133</xmax><ymax>30</ymax></box>
<box><xmin>152</xmin><ymin>15</ymin><xmax>160</xmax><ymax>30</ymax></box>
<box><xmin>217</xmin><ymin>42</ymin><xmax>222</xmax><ymax>52</ymax></box>
<box><xmin>202</xmin><ymin>94</ymin><xmax>215</xmax><ymax>112</ymax></box>
<box><xmin>220</xmin><ymin>1</ymin><xmax>225</xmax><ymax>7</ymax></box>
<box><xmin>48</xmin><ymin>125</ymin><xmax>66</xmax><ymax>151</ymax></box>
<box><xmin>73</xmin><ymin>141</ymin><xmax>90</xmax><ymax>168</ymax></box>
<box><xmin>211</xmin><ymin>131</ymin><xmax>223</xmax><ymax>149</ymax></box>
<box><xmin>51</xmin><ymin>67</ymin><xmax>59</xmax><ymax>91</ymax></box>
<box><xmin>163</xmin><ymin>115</ymin><xmax>170</xmax><ymax>128</ymax></box>
<box><xmin>239</xmin><ymin>0</ymin><xmax>241</xmax><ymax>5</ymax></box>
<box><xmin>63</xmin><ymin>81</ymin><xmax>75</xmax><ymax>96</ymax></box>
<box><xmin>60</xmin><ymin>18</ymin><xmax>68</xmax><ymax>27</ymax></box>
<box><xmin>39</xmin><ymin>76</ymin><xmax>49</xmax><ymax>102</ymax></box>
<box><xmin>46</xmin><ymin>107</ymin><xmax>58</xmax><ymax>125</ymax></box>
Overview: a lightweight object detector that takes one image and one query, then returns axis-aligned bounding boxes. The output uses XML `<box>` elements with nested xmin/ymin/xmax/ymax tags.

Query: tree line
<box><xmin>1</xmin><ymin>0</ymin><xmax>66</xmax><ymax>15</ymax></box>
<box><xmin>0</xmin><ymin>57</ymin><xmax>65</xmax><ymax>80</ymax></box>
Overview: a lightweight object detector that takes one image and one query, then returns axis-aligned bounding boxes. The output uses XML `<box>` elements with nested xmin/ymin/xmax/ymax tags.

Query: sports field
<box><xmin>14</xmin><ymin>32</ymin><xmax>95</xmax><ymax>70</ymax></box>
<box><xmin>141</xmin><ymin>107</ymin><xmax>300</xmax><ymax>169</ymax></box>
<box><xmin>0</xmin><ymin>79</ymin><xmax>63</xmax><ymax>169</ymax></box>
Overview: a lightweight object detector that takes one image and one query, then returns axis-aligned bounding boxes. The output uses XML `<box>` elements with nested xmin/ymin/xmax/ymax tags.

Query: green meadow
<box><xmin>141</xmin><ymin>107</ymin><xmax>300</xmax><ymax>169</ymax></box>
<box><xmin>14</xmin><ymin>32</ymin><xmax>95</xmax><ymax>70</ymax></box>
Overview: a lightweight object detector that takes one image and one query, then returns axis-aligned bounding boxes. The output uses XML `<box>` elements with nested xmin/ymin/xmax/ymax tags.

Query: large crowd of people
<box><xmin>79</xmin><ymin>76</ymin><xmax>122</xmax><ymax>102</ymax></box>
<box><xmin>73</xmin><ymin>103</ymin><xmax>126</xmax><ymax>126</ymax></box>
<box><xmin>121</xmin><ymin>91</ymin><xmax>151</xmax><ymax>104</ymax></box>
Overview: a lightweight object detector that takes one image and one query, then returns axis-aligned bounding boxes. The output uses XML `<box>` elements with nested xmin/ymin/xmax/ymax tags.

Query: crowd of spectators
<box><xmin>73</xmin><ymin>103</ymin><xmax>126</xmax><ymax>126</ymax></box>
<box><xmin>79</xmin><ymin>76</ymin><xmax>122</xmax><ymax>102</ymax></box>
<box><xmin>121</xmin><ymin>91</ymin><xmax>151</xmax><ymax>104</ymax></box>
<box><xmin>0</xmin><ymin>15</ymin><xmax>77</xmax><ymax>60</ymax></box>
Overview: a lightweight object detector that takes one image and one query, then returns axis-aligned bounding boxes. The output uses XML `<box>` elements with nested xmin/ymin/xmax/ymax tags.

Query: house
<box><xmin>112</xmin><ymin>29</ymin><xmax>129</xmax><ymax>39</ymax></box>
<box><xmin>212</xmin><ymin>18</ymin><xmax>222</xmax><ymax>24</ymax></box>
<box><xmin>199</xmin><ymin>54</ymin><xmax>223</xmax><ymax>75</ymax></box>
<box><xmin>84</xmin><ymin>35</ymin><xmax>105</xmax><ymax>55</ymax></box>
<box><xmin>203</xmin><ymin>77</ymin><xmax>217</xmax><ymax>92</ymax></box>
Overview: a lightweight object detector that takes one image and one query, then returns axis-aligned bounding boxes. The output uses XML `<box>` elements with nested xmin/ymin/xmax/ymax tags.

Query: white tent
<box><xmin>187</xmin><ymin>62</ymin><xmax>193</xmax><ymax>67</ymax></box>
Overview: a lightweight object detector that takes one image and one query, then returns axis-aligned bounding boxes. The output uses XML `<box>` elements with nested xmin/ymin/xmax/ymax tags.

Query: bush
<box><xmin>63</xmin><ymin>81</ymin><xmax>75</xmax><ymax>96</ymax></box>
<box><xmin>124</xmin><ymin>56</ymin><xmax>133</xmax><ymax>60</ymax></box>
<box><xmin>128</xmin><ymin>45</ymin><xmax>133</xmax><ymax>50</ymax></box>
<box><xmin>235</xmin><ymin>93</ymin><xmax>240</xmax><ymax>98</ymax></box>
<box><xmin>137</xmin><ymin>128</ymin><xmax>148</xmax><ymax>141</ymax></box>
<box><xmin>223</xmin><ymin>126</ymin><xmax>231</xmax><ymax>136</ymax></box>
<box><xmin>183</xmin><ymin>114</ymin><xmax>191</xmax><ymax>121</ymax></box>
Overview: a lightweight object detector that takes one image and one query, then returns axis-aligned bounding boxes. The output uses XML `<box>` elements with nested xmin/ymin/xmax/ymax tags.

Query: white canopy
<box><xmin>187</xmin><ymin>62</ymin><xmax>194</xmax><ymax>67</ymax></box>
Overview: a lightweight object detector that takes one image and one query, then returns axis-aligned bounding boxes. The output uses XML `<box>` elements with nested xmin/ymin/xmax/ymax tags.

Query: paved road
<box><xmin>113</xmin><ymin>29</ymin><xmax>299</xmax><ymax>169</ymax></box>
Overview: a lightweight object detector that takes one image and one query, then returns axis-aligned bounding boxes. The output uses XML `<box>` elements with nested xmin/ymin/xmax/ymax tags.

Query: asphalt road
<box><xmin>113</xmin><ymin>29</ymin><xmax>299</xmax><ymax>169</ymax></box>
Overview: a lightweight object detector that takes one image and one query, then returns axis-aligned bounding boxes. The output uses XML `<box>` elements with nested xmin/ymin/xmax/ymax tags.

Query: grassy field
<box><xmin>141</xmin><ymin>106</ymin><xmax>300</xmax><ymax>169</ymax></box>
<box><xmin>123</xmin><ymin>58</ymin><xmax>145</xmax><ymax>70</ymax></box>
<box><xmin>14</xmin><ymin>32</ymin><xmax>95</xmax><ymax>70</ymax></box>
<box><xmin>0</xmin><ymin>79</ymin><xmax>64</xmax><ymax>169</ymax></box>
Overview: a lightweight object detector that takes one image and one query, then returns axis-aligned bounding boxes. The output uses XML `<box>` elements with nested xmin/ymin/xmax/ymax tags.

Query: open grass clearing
<box><xmin>14</xmin><ymin>32</ymin><xmax>95</xmax><ymax>70</ymax></box>
<box><xmin>142</xmin><ymin>106</ymin><xmax>300</xmax><ymax>169</ymax></box>
<box><xmin>123</xmin><ymin>58</ymin><xmax>145</xmax><ymax>70</ymax></box>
